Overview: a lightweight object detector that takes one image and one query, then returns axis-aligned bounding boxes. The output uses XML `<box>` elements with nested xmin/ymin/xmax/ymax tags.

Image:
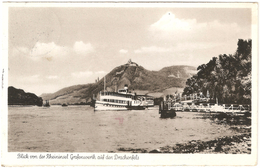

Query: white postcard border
<box><xmin>1</xmin><ymin>2</ymin><xmax>258</xmax><ymax>166</ymax></box>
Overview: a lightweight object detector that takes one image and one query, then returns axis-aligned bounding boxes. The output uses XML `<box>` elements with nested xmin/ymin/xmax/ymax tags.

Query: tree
<box><xmin>183</xmin><ymin>39</ymin><xmax>251</xmax><ymax>104</ymax></box>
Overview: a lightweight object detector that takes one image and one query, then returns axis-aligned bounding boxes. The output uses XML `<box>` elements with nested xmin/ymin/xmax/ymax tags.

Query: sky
<box><xmin>7</xmin><ymin>6</ymin><xmax>252</xmax><ymax>96</ymax></box>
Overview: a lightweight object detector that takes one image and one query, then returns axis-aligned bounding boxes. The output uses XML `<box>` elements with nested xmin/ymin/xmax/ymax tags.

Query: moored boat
<box><xmin>43</xmin><ymin>100</ymin><xmax>50</xmax><ymax>107</ymax></box>
<box><xmin>61</xmin><ymin>103</ymin><xmax>68</xmax><ymax>107</ymax></box>
<box><xmin>94</xmin><ymin>84</ymin><xmax>154</xmax><ymax>111</ymax></box>
<box><xmin>94</xmin><ymin>86</ymin><xmax>132</xmax><ymax>111</ymax></box>
<box><xmin>159</xmin><ymin>101</ymin><xmax>176</xmax><ymax>118</ymax></box>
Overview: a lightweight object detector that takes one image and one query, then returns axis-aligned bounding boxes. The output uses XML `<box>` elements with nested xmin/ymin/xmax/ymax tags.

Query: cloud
<box><xmin>134</xmin><ymin>46</ymin><xmax>171</xmax><ymax>54</ymax></box>
<box><xmin>132</xmin><ymin>42</ymin><xmax>220</xmax><ymax>55</ymax></box>
<box><xmin>47</xmin><ymin>75</ymin><xmax>58</xmax><ymax>79</ymax></box>
<box><xmin>11</xmin><ymin>41</ymin><xmax>95</xmax><ymax>62</ymax></box>
<box><xmin>95</xmin><ymin>71</ymin><xmax>106</xmax><ymax>74</ymax></box>
<box><xmin>149</xmin><ymin>12</ymin><xmax>242</xmax><ymax>43</ymax></box>
<box><xmin>119</xmin><ymin>49</ymin><xmax>128</xmax><ymax>54</ymax></box>
<box><xmin>18</xmin><ymin>75</ymin><xmax>42</xmax><ymax>83</ymax></box>
<box><xmin>30</xmin><ymin>42</ymin><xmax>56</xmax><ymax>56</ymax></box>
<box><xmin>31</xmin><ymin>75</ymin><xmax>40</xmax><ymax>78</ymax></box>
<box><xmin>71</xmin><ymin>71</ymin><xmax>93</xmax><ymax>78</ymax></box>
<box><xmin>17</xmin><ymin>47</ymin><xmax>29</xmax><ymax>54</ymax></box>
<box><xmin>150</xmin><ymin>12</ymin><xmax>196</xmax><ymax>32</ymax></box>
<box><xmin>173</xmin><ymin>42</ymin><xmax>221</xmax><ymax>51</ymax></box>
<box><xmin>30</xmin><ymin>42</ymin><xmax>69</xmax><ymax>57</ymax></box>
<box><xmin>73</xmin><ymin>41</ymin><xmax>94</xmax><ymax>55</ymax></box>
<box><xmin>11</xmin><ymin>42</ymin><xmax>70</xmax><ymax>61</ymax></box>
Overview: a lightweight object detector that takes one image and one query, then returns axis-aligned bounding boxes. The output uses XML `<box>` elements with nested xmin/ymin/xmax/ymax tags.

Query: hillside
<box><xmin>41</xmin><ymin>61</ymin><xmax>196</xmax><ymax>105</ymax></box>
<box><xmin>8</xmin><ymin>86</ymin><xmax>43</xmax><ymax>106</ymax></box>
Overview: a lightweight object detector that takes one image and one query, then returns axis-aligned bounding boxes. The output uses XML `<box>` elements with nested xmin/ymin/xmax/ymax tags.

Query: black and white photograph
<box><xmin>1</xmin><ymin>2</ymin><xmax>258</xmax><ymax>166</ymax></box>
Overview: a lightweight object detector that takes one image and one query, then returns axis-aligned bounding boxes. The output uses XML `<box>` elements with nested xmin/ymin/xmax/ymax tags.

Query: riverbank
<box><xmin>117</xmin><ymin>112</ymin><xmax>252</xmax><ymax>154</ymax></box>
<box><xmin>156</xmin><ymin>112</ymin><xmax>251</xmax><ymax>154</ymax></box>
<box><xmin>117</xmin><ymin>132</ymin><xmax>251</xmax><ymax>154</ymax></box>
<box><xmin>149</xmin><ymin>132</ymin><xmax>251</xmax><ymax>154</ymax></box>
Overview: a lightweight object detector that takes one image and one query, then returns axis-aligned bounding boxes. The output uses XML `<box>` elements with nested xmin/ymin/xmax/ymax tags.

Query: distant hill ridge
<box><xmin>41</xmin><ymin>60</ymin><xmax>196</xmax><ymax>105</ymax></box>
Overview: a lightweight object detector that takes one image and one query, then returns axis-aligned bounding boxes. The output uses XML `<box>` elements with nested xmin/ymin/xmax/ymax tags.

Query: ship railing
<box><xmin>171</xmin><ymin>95</ymin><xmax>209</xmax><ymax>104</ymax></box>
<box><xmin>222</xmin><ymin>104</ymin><xmax>251</xmax><ymax>113</ymax></box>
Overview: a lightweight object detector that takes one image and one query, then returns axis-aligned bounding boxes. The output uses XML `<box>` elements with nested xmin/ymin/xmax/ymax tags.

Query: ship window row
<box><xmin>102</xmin><ymin>99</ymin><xmax>129</xmax><ymax>104</ymax></box>
<box><xmin>101</xmin><ymin>92</ymin><xmax>132</xmax><ymax>98</ymax></box>
<box><xmin>118</xmin><ymin>89</ymin><xmax>127</xmax><ymax>93</ymax></box>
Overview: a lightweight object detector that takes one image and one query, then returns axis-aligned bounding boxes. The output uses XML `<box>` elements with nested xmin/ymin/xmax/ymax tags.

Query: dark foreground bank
<box><xmin>153</xmin><ymin>133</ymin><xmax>251</xmax><ymax>154</ymax></box>
<box><xmin>117</xmin><ymin>132</ymin><xmax>251</xmax><ymax>154</ymax></box>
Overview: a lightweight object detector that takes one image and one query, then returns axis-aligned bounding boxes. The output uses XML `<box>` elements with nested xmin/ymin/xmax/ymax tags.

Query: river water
<box><xmin>8</xmin><ymin>105</ymin><xmax>239</xmax><ymax>152</ymax></box>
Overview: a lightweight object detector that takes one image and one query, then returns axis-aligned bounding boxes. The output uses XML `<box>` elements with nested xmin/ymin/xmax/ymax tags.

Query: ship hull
<box><xmin>94</xmin><ymin>101</ymin><xmax>128</xmax><ymax>111</ymax></box>
<box><xmin>94</xmin><ymin>101</ymin><xmax>153</xmax><ymax>111</ymax></box>
<box><xmin>126</xmin><ymin>106</ymin><xmax>146</xmax><ymax>110</ymax></box>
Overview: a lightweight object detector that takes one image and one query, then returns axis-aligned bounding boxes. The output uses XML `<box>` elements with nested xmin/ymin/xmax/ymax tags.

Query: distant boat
<box><xmin>61</xmin><ymin>103</ymin><xmax>68</xmax><ymax>107</ymax></box>
<box><xmin>43</xmin><ymin>100</ymin><xmax>50</xmax><ymax>107</ymax></box>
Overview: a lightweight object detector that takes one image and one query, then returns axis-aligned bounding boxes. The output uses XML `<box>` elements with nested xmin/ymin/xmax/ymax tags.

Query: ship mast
<box><xmin>104</xmin><ymin>76</ymin><xmax>106</xmax><ymax>92</ymax></box>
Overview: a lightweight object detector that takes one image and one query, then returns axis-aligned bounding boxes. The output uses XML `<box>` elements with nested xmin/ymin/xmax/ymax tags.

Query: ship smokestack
<box><xmin>124</xmin><ymin>84</ymin><xmax>128</xmax><ymax>93</ymax></box>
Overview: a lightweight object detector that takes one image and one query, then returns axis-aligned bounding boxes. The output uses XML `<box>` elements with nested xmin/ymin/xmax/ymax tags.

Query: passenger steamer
<box><xmin>94</xmin><ymin>85</ymin><xmax>154</xmax><ymax>111</ymax></box>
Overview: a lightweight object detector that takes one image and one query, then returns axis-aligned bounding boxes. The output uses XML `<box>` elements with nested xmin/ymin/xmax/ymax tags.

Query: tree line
<box><xmin>183</xmin><ymin>39</ymin><xmax>251</xmax><ymax>104</ymax></box>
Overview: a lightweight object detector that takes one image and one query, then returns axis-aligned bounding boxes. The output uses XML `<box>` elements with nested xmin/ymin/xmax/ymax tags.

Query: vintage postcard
<box><xmin>1</xmin><ymin>2</ymin><xmax>258</xmax><ymax>166</ymax></box>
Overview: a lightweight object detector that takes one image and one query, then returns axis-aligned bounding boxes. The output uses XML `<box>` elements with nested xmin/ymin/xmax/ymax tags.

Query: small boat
<box><xmin>159</xmin><ymin>101</ymin><xmax>176</xmax><ymax>118</ymax></box>
<box><xmin>61</xmin><ymin>103</ymin><xmax>68</xmax><ymax>107</ymax></box>
<box><xmin>43</xmin><ymin>100</ymin><xmax>50</xmax><ymax>107</ymax></box>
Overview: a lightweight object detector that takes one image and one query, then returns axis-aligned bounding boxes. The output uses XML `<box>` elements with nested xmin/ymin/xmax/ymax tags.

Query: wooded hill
<box><xmin>41</xmin><ymin>62</ymin><xmax>196</xmax><ymax>105</ymax></box>
<box><xmin>8</xmin><ymin>86</ymin><xmax>43</xmax><ymax>106</ymax></box>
